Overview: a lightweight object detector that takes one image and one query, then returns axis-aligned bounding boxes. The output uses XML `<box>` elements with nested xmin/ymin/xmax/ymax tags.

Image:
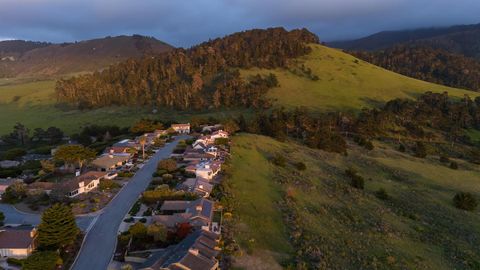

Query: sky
<box><xmin>0</xmin><ymin>0</ymin><xmax>479</xmax><ymax>47</ymax></box>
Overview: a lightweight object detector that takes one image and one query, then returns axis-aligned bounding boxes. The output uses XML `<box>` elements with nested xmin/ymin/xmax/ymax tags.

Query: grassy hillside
<box><xmin>2</xmin><ymin>43</ymin><xmax>479</xmax><ymax>135</ymax></box>
<box><xmin>0</xmin><ymin>78</ymin><xmax>245</xmax><ymax>135</ymax></box>
<box><xmin>242</xmin><ymin>44</ymin><xmax>478</xmax><ymax>111</ymax></box>
<box><xmin>228</xmin><ymin>134</ymin><xmax>480</xmax><ymax>269</ymax></box>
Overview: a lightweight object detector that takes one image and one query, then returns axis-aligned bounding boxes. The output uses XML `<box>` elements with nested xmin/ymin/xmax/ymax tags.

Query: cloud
<box><xmin>0</xmin><ymin>0</ymin><xmax>479</xmax><ymax>46</ymax></box>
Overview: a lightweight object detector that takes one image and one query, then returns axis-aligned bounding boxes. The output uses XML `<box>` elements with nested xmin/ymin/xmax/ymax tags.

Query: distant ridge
<box><xmin>328</xmin><ymin>23</ymin><xmax>480</xmax><ymax>59</ymax></box>
<box><xmin>0</xmin><ymin>35</ymin><xmax>173</xmax><ymax>78</ymax></box>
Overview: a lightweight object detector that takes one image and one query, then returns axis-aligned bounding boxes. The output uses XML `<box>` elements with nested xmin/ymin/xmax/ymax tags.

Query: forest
<box><xmin>351</xmin><ymin>45</ymin><xmax>480</xmax><ymax>91</ymax></box>
<box><xmin>55</xmin><ymin>28</ymin><xmax>319</xmax><ymax>110</ymax></box>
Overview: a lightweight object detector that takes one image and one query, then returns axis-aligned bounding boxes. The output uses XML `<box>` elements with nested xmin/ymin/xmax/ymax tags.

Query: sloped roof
<box><xmin>0</xmin><ymin>227</ymin><xmax>35</xmax><ymax>249</ymax></box>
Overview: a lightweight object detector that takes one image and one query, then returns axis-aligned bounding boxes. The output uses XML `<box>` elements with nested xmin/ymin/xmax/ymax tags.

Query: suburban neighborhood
<box><xmin>0</xmin><ymin>121</ymin><xmax>230</xmax><ymax>269</ymax></box>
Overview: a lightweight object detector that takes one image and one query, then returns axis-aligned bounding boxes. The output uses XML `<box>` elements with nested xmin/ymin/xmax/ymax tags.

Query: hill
<box><xmin>0</xmin><ymin>35</ymin><xmax>173</xmax><ymax>78</ymax></box>
<box><xmin>328</xmin><ymin>23</ymin><xmax>480</xmax><ymax>59</ymax></box>
<box><xmin>225</xmin><ymin>133</ymin><xmax>480</xmax><ymax>269</ymax></box>
<box><xmin>1</xmin><ymin>34</ymin><xmax>478</xmax><ymax>135</ymax></box>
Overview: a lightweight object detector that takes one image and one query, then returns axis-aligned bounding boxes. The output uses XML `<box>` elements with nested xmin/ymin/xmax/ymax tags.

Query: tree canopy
<box><xmin>53</xmin><ymin>144</ymin><xmax>96</xmax><ymax>169</ymax></box>
<box><xmin>37</xmin><ymin>204</ymin><xmax>80</xmax><ymax>250</ymax></box>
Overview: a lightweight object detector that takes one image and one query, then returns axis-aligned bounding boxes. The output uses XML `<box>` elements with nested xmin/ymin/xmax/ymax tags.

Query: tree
<box><xmin>0</xmin><ymin>211</ymin><xmax>4</xmax><ymax>226</ymax></box>
<box><xmin>221</xmin><ymin>119</ymin><xmax>240</xmax><ymax>134</ymax></box>
<box><xmin>129</xmin><ymin>222</ymin><xmax>147</xmax><ymax>240</ymax></box>
<box><xmin>23</xmin><ymin>251</ymin><xmax>62</xmax><ymax>270</ymax></box>
<box><xmin>53</xmin><ymin>145</ymin><xmax>96</xmax><ymax>170</ymax></box>
<box><xmin>157</xmin><ymin>158</ymin><xmax>177</xmax><ymax>173</ymax></box>
<box><xmin>2</xmin><ymin>182</ymin><xmax>27</xmax><ymax>203</ymax></box>
<box><xmin>2</xmin><ymin>148</ymin><xmax>26</xmax><ymax>160</ymax></box>
<box><xmin>40</xmin><ymin>160</ymin><xmax>55</xmax><ymax>174</ymax></box>
<box><xmin>414</xmin><ymin>142</ymin><xmax>427</xmax><ymax>158</ymax></box>
<box><xmin>147</xmin><ymin>223</ymin><xmax>168</xmax><ymax>242</ymax></box>
<box><xmin>37</xmin><ymin>204</ymin><xmax>79</xmax><ymax>250</ymax></box>
<box><xmin>13</xmin><ymin>122</ymin><xmax>29</xmax><ymax>145</ymax></box>
<box><xmin>138</xmin><ymin>136</ymin><xmax>147</xmax><ymax>159</ymax></box>
<box><xmin>453</xmin><ymin>192</ymin><xmax>478</xmax><ymax>211</ymax></box>
<box><xmin>130</xmin><ymin>119</ymin><xmax>163</xmax><ymax>134</ymax></box>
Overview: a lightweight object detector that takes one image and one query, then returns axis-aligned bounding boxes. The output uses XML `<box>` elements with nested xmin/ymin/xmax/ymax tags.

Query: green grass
<box><xmin>229</xmin><ymin>136</ymin><xmax>293</xmax><ymax>255</ymax></box>
<box><xmin>0</xmin><ymin>78</ymin><xmax>247</xmax><ymax>135</ymax></box>
<box><xmin>242</xmin><ymin>44</ymin><xmax>479</xmax><ymax>111</ymax></box>
<box><xmin>229</xmin><ymin>134</ymin><xmax>480</xmax><ymax>269</ymax></box>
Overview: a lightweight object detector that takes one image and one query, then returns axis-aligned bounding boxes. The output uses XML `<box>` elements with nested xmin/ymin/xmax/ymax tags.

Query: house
<box><xmin>92</xmin><ymin>154</ymin><xmax>130</xmax><ymax>171</ymax></box>
<box><xmin>58</xmin><ymin>171</ymin><xmax>107</xmax><ymax>197</ymax></box>
<box><xmin>195</xmin><ymin>161</ymin><xmax>221</xmax><ymax>181</ymax></box>
<box><xmin>140</xmin><ymin>229</ymin><xmax>220</xmax><ymax>270</ymax></box>
<box><xmin>171</xmin><ymin>123</ymin><xmax>191</xmax><ymax>134</ymax></box>
<box><xmin>183</xmin><ymin>153</ymin><xmax>215</xmax><ymax>163</ymax></box>
<box><xmin>26</xmin><ymin>182</ymin><xmax>55</xmax><ymax>195</ymax></box>
<box><xmin>155</xmin><ymin>198</ymin><xmax>214</xmax><ymax>230</ymax></box>
<box><xmin>104</xmin><ymin>146</ymin><xmax>135</xmax><ymax>157</ymax></box>
<box><xmin>113</xmin><ymin>139</ymin><xmax>141</xmax><ymax>150</ymax></box>
<box><xmin>211</xmin><ymin>130</ymin><xmax>229</xmax><ymax>139</ymax></box>
<box><xmin>180</xmin><ymin>178</ymin><xmax>213</xmax><ymax>198</ymax></box>
<box><xmin>0</xmin><ymin>226</ymin><xmax>37</xmax><ymax>258</ymax></box>
<box><xmin>154</xmin><ymin>129</ymin><xmax>167</xmax><ymax>137</ymax></box>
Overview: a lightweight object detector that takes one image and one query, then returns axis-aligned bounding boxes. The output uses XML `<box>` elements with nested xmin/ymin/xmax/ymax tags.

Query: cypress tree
<box><xmin>23</xmin><ymin>251</ymin><xmax>62</xmax><ymax>270</ymax></box>
<box><xmin>37</xmin><ymin>204</ymin><xmax>79</xmax><ymax>250</ymax></box>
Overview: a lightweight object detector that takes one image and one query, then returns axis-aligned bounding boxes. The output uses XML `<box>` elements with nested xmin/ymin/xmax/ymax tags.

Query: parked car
<box><xmin>105</xmin><ymin>172</ymin><xmax>118</xmax><ymax>180</ymax></box>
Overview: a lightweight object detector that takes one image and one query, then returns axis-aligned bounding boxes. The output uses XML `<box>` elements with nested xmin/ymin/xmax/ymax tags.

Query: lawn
<box><xmin>228</xmin><ymin>134</ymin><xmax>480</xmax><ymax>269</ymax></box>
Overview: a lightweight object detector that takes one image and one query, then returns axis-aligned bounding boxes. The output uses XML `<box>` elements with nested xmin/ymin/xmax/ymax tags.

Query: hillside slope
<box><xmin>227</xmin><ymin>134</ymin><xmax>480</xmax><ymax>269</ymax></box>
<box><xmin>0</xmin><ymin>35</ymin><xmax>173</xmax><ymax>78</ymax></box>
<box><xmin>328</xmin><ymin>23</ymin><xmax>480</xmax><ymax>59</ymax></box>
<box><xmin>1</xmin><ymin>42</ymin><xmax>478</xmax><ymax>135</ymax></box>
<box><xmin>242</xmin><ymin>44</ymin><xmax>478</xmax><ymax>111</ymax></box>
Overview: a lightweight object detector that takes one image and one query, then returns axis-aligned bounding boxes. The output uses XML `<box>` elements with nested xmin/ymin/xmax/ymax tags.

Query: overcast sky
<box><xmin>0</xmin><ymin>0</ymin><xmax>479</xmax><ymax>47</ymax></box>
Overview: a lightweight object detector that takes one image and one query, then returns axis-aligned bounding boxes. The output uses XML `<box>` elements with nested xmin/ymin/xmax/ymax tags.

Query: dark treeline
<box><xmin>351</xmin><ymin>45</ymin><xmax>480</xmax><ymax>91</ymax></box>
<box><xmin>238</xmin><ymin>92</ymin><xmax>480</xmax><ymax>155</ymax></box>
<box><xmin>56</xmin><ymin>28</ymin><xmax>319</xmax><ymax>110</ymax></box>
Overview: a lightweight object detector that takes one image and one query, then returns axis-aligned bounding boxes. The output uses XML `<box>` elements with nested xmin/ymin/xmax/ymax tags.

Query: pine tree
<box><xmin>37</xmin><ymin>204</ymin><xmax>79</xmax><ymax>250</ymax></box>
<box><xmin>23</xmin><ymin>251</ymin><xmax>62</xmax><ymax>270</ymax></box>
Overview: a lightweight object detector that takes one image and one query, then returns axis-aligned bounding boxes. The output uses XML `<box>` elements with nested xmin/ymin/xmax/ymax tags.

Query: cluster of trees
<box><xmin>55</xmin><ymin>28</ymin><xmax>318</xmax><ymax>110</ymax></box>
<box><xmin>22</xmin><ymin>204</ymin><xmax>79</xmax><ymax>269</ymax></box>
<box><xmin>351</xmin><ymin>45</ymin><xmax>480</xmax><ymax>91</ymax></box>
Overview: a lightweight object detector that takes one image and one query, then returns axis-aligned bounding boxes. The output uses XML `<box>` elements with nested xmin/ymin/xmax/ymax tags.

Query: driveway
<box><xmin>72</xmin><ymin>136</ymin><xmax>186</xmax><ymax>270</ymax></box>
<box><xmin>0</xmin><ymin>204</ymin><xmax>94</xmax><ymax>232</ymax></box>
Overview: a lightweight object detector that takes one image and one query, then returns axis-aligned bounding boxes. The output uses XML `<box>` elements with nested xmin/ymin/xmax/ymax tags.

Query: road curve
<box><xmin>71</xmin><ymin>136</ymin><xmax>185</xmax><ymax>270</ymax></box>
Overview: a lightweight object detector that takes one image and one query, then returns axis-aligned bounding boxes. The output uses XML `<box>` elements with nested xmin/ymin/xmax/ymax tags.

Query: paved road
<box><xmin>72</xmin><ymin>136</ymin><xmax>185</xmax><ymax>270</ymax></box>
<box><xmin>0</xmin><ymin>204</ymin><xmax>94</xmax><ymax>231</ymax></box>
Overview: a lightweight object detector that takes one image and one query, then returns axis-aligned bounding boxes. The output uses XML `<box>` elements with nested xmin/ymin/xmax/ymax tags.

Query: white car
<box><xmin>105</xmin><ymin>172</ymin><xmax>118</xmax><ymax>180</ymax></box>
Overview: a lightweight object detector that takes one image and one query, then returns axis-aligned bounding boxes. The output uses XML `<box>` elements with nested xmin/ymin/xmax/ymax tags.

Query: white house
<box><xmin>195</xmin><ymin>161</ymin><xmax>221</xmax><ymax>181</ymax></box>
<box><xmin>59</xmin><ymin>171</ymin><xmax>107</xmax><ymax>197</ymax></box>
<box><xmin>211</xmin><ymin>130</ymin><xmax>229</xmax><ymax>139</ymax></box>
<box><xmin>171</xmin><ymin>123</ymin><xmax>190</xmax><ymax>134</ymax></box>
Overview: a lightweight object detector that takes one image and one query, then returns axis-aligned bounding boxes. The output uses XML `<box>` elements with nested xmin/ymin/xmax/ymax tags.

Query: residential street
<box><xmin>0</xmin><ymin>204</ymin><xmax>94</xmax><ymax>231</ymax></box>
<box><xmin>72</xmin><ymin>136</ymin><xmax>185</xmax><ymax>270</ymax></box>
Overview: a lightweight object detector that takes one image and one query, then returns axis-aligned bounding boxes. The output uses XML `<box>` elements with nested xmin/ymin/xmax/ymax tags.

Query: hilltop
<box><xmin>0</xmin><ymin>35</ymin><xmax>173</xmax><ymax>78</ymax></box>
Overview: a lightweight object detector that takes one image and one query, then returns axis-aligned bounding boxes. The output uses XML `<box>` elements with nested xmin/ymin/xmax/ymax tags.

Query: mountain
<box><xmin>0</xmin><ymin>35</ymin><xmax>173</xmax><ymax>78</ymax></box>
<box><xmin>328</xmin><ymin>23</ymin><xmax>480</xmax><ymax>59</ymax></box>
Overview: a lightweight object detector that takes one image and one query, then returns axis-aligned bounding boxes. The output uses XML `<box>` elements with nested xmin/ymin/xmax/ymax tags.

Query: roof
<box><xmin>57</xmin><ymin>171</ymin><xmax>106</xmax><ymax>191</ymax></box>
<box><xmin>172</xmin><ymin>123</ymin><xmax>190</xmax><ymax>128</ymax></box>
<box><xmin>27</xmin><ymin>181</ymin><xmax>55</xmax><ymax>190</ymax></box>
<box><xmin>160</xmin><ymin>201</ymin><xmax>191</xmax><ymax>212</ymax></box>
<box><xmin>92</xmin><ymin>155</ymin><xmax>129</xmax><ymax>169</ymax></box>
<box><xmin>0</xmin><ymin>227</ymin><xmax>36</xmax><ymax>249</ymax></box>
<box><xmin>182</xmin><ymin>178</ymin><xmax>213</xmax><ymax>195</ymax></box>
<box><xmin>105</xmin><ymin>146</ymin><xmax>134</xmax><ymax>154</ymax></box>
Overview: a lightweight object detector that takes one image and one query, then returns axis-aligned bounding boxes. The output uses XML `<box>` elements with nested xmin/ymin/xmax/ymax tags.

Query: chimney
<box><xmin>196</xmin><ymin>205</ymin><xmax>203</xmax><ymax>212</ymax></box>
<box><xmin>189</xmin><ymin>248</ymin><xmax>199</xmax><ymax>256</ymax></box>
<box><xmin>75</xmin><ymin>170</ymin><xmax>81</xmax><ymax>177</ymax></box>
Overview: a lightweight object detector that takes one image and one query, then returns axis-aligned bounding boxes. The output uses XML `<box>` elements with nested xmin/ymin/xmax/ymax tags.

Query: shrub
<box><xmin>398</xmin><ymin>144</ymin><xmax>406</xmax><ymax>152</ymax></box>
<box><xmin>139</xmin><ymin>218</ymin><xmax>147</xmax><ymax>223</ymax></box>
<box><xmin>375</xmin><ymin>188</ymin><xmax>389</xmax><ymax>200</ymax></box>
<box><xmin>214</xmin><ymin>138</ymin><xmax>229</xmax><ymax>145</ymax></box>
<box><xmin>271</xmin><ymin>154</ymin><xmax>286</xmax><ymax>167</ymax></box>
<box><xmin>157</xmin><ymin>159</ymin><xmax>177</xmax><ymax>173</ymax></box>
<box><xmin>354</xmin><ymin>136</ymin><xmax>374</xmax><ymax>150</ymax></box>
<box><xmin>129</xmin><ymin>200</ymin><xmax>142</xmax><ymax>216</ymax></box>
<box><xmin>7</xmin><ymin>257</ymin><xmax>24</xmax><ymax>266</ymax></box>
<box><xmin>450</xmin><ymin>161</ymin><xmax>458</xmax><ymax>170</ymax></box>
<box><xmin>439</xmin><ymin>156</ymin><xmax>450</xmax><ymax>163</ymax></box>
<box><xmin>346</xmin><ymin>169</ymin><xmax>364</xmax><ymax>190</ymax></box>
<box><xmin>295</xmin><ymin>162</ymin><xmax>307</xmax><ymax>171</ymax></box>
<box><xmin>414</xmin><ymin>142</ymin><xmax>427</xmax><ymax>158</ymax></box>
<box><xmin>453</xmin><ymin>192</ymin><xmax>477</xmax><ymax>211</ymax></box>
<box><xmin>3</xmin><ymin>148</ymin><xmax>26</xmax><ymax>160</ymax></box>
<box><xmin>123</xmin><ymin>217</ymin><xmax>134</xmax><ymax>223</ymax></box>
<box><xmin>99</xmin><ymin>179</ymin><xmax>120</xmax><ymax>191</ymax></box>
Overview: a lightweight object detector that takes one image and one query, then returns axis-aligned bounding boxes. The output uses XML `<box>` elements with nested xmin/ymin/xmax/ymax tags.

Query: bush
<box><xmin>295</xmin><ymin>162</ymin><xmax>307</xmax><ymax>171</ymax></box>
<box><xmin>375</xmin><ymin>188</ymin><xmax>389</xmax><ymax>200</ymax></box>
<box><xmin>398</xmin><ymin>144</ymin><xmax>406</xmax><ymax>152</ymax></box>
<box><xmin>453</xmin><ymin>192</ymin><xmax>477</xmax><ymax>211</ymax></box>
<box><xmin>129</xmin><ymin>200</ymin><xmax>142</xmax><ymax>216</ymax></box>
<box><xmin>7</xmin><ymin>257</ymin><xmax>24</xmax><ymax>266</ymax></box>
<box><xmin>450</xmin><ymin>161</ymin><xmax>458</xmax><ymax>170</ymax></box>
<box><xmin>271</xmin><ymin>154</ymin><xmax>286</xmax><ymax>167</ymax></box>
<box><xmin>139</xmin><ymin>218</ymin><xmax>147</xmax><ymax>223</ymax></box>
<box><xmin>123</xmin><ymin>217</ymin><xmax>134</xmax><ymax>223</ymax></box>
<box><xmin>118</xmin><ymin>172</ymin><xmax>134</xmax><ymax>178</ymax></box>
<box><xmin>157</xmin><ymin>159</ymin><xmax>177</xmax><ymax>173</ymax></box>
<box><xmin>214</xmin><ymin>138</ymin><xmax>229</xmax><ymax>145</ymax></box>
<box><xmin>3</xmin><ymin>148</ymin><xmax>26</xmax><ymax>160</ymax></box>
<box><xmin>439</xmin><ymin>156</ymin><xmax>450</xmax><ymax>163</ymax></box>
<box><xmin>354</xmin><ymin>136</ymin><xmax>374</xmax><ymax>150</ymax></box>
<box><xmin>99</xmin><ymin>179</ymin><xmax>120</xmax><ymax>191</ymax></box>
<box><xmin>346</xmin><ymin>169</ymin><xmax>364</xmax><ymax>190</ymax></box>
<box><xmin>414</xmin><ymin>142</ymin><xmax>427</xmax><ymax>158</ymax></box>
